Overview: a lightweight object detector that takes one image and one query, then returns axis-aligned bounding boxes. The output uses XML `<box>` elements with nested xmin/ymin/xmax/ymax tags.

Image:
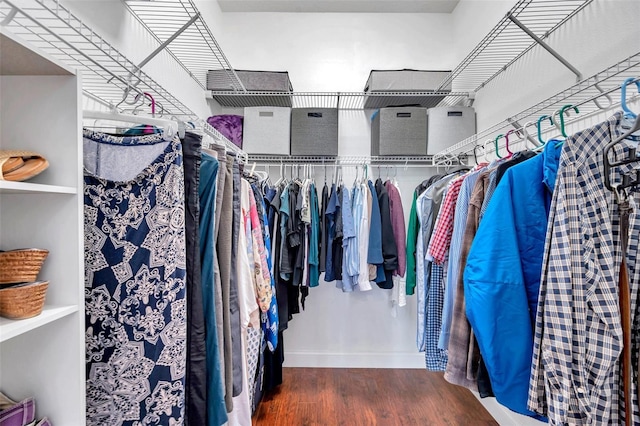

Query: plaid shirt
<box><xmin>529</xmin><ymin>113</ymin><xmax>640</xmax><ymax>424</ymax></box>
<box><xmin>428</xmin><ymin>165</ymin><xmax>485</xmax><ymax>265</ymax></box>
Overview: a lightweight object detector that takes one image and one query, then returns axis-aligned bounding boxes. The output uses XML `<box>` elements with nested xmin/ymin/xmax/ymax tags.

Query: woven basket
<box><xmin>0</xmin><ymin>281</ymin><xmax>48</xmax><ymax>319</ymax></box>
<box><xmin>0</xmin><ymin>249</ymin><xmax>49</xmax><ymax>284</ymax></box>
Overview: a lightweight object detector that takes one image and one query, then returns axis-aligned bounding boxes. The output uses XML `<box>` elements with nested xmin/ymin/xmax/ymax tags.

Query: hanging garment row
<box><xmin>409</xmin><ymin>77</ymin><xmax>640</xmax><ymax>424</ymax></box>
<box><xmin>81</xmin><ymin>115</ymin><xmax>286</xmax><ymax>426</ymax></box>
<box><xmin>80</xmin><ymin>112</ymin><xmax>415</xmax><ymax>425</ymax></box>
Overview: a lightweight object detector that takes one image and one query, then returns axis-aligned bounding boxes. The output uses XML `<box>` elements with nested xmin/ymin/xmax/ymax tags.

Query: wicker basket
<box><xmin>0</xmin><ymin>280</ymin><xmax>48</xmax><ymax>319</ymax></box>
<box><xmin>0</xmin><ymin>249</ymin><xmax>49</xmax><ymax>284</ymax></box>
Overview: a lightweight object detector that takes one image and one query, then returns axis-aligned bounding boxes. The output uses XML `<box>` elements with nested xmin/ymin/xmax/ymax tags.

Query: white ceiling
<box><xmin>217</xmin><ymin>0</ymin><xmax>461</xmax><ymax>13</ymax></box>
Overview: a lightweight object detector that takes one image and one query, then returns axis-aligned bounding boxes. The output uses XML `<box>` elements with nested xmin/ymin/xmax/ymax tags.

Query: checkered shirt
<box><xmin>529</xmin><ymin>113</ymin><xmax>640</xmax><ymax>425</ymax></box>
<box><xmin>428</xmin><ymin>165</ymin><xmax>485</xmax><ymax>265</ymax></box>
<box><xmin>425</xmin><ymin>261</ymin><xmax>448</xmax><ymax>371</ymax></box>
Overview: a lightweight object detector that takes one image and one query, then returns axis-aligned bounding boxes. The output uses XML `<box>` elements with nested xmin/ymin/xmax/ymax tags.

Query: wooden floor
<box><xmin>253</xmin><ymin>368</ymin><xmax>498</xmax><ymax>425</ymax></box>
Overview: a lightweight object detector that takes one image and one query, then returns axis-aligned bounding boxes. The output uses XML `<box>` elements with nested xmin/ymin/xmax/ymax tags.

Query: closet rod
<box><xmin>247</xmin><ymin>155</ymin><xmax>468</xmax><ymax>168</ymax></box>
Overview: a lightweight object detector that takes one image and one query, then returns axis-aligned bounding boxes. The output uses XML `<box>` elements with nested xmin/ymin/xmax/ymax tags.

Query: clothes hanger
<box><xmin>504</xmin><ymin>130</ymin><xmax>516</xmax><ymax>157</ymax></box>
<box><xmin>537</xmin><ymin>114</ymin><xmax>554</xmax><ymax>145</ymax></box>
<box><xmin>493</xmin><ymin>134</ymin><xmax>504</xmax><ymax>159</ymax></box>
<box><xmin>557</xmin><ymin>104</ymin><xmax>579</xmax><ymax>138</ymax></box>
<box><xmin>603</xmin><ymin>113</ymin><xmax>640</xmax><ymax>192</ymax></box>
<box><xmin>621</xmin><ymin>77</ymin><xmax>640</xmax><ymax>119</ymax></box>
<box><xmin>473</xmin><ymin>143</ymin><xmax>482</xmax><ymax>165</ymax></box>
<box><xmin>593</xmin><ymin>75</ymin><xmax>613</xmax><ymax>110</ymax></box>
<box><xmin>83</xmin><ymin>110</ymin><xmax>178</xmax><ymax>139</ymax></box>
<box><xmin>520</xmin><ymin>121</ymin><xmax>539</xmax><ymax>149</ymax></box>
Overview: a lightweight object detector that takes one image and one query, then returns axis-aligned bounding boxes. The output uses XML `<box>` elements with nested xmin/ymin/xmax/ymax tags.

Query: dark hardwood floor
<box><xmin>253</xmin><ymin>368</ymin><xmax>499</xmax><ymax>425</ymax></box>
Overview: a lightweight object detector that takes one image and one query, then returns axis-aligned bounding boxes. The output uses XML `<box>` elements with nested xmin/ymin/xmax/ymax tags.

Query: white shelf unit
<box><xmin>0</xmin><ymin>27</ymin><xmax>85</xmax><ymax>425</ymax></box>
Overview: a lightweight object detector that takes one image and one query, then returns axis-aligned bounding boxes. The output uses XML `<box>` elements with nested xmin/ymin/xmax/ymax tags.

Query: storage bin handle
<box><xmin>308</xmin><ymin>112</ymin><xmax>323</xmax><ymax>118</ymax></box>
<box><xmin>259</xmin><ymin>111</ymin><xmax>274</xmax><ymax>117</ymax></box>
<box><xmin>447</xmin><ymin>111</ymin><xmax>463</xmax><ymax>117</ymax></box>
<box><xmin>396</xmin><ymin>112</ymin><xmax>412</xmax><ymax>118</ymax></box>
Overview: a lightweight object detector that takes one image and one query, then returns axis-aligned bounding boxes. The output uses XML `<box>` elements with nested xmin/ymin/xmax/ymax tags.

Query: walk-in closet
<box><xmin>0</xmin><ymin>0</ymin><xmax>639</xmax><ymax>424</ymax></box>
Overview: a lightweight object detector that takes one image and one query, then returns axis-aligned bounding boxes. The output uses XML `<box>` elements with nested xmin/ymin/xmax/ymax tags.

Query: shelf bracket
<box><xmin>135</xmin><ymin>12</ymin><xmax>200</xmax><ymax>72</ymax></box>
<box><xmin>0</xmin><ymin>4</ymin><xmax>19</xmax><ymax>26</ymax></box>
<box><xmin>507</xmin><ymin>13</ymin><xmax>582</xmax><ymax>82</ymax></box>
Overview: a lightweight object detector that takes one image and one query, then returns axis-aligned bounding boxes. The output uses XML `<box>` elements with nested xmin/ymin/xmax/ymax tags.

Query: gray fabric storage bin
<box><xmin>427</xmin><ymin>106</ymin><xmax>476</xmax><ymax>155</ymax></box>
<box><xmin>371</xmin><ymin>107</ymin><xmax>427</xmax><ymax>156</ymax></box>
<box><xmin>207</xmin><ymin>70</ymin><xmax>293</xmax><ymax>107</ymax></box>
<box><xmin>290</xmin><ymin>108</ymin><xmax>338</xmax><ymax>156</ymax></box>
<box><xmin>364</xmin><ymin>69</ymin><xmax>451</xmax><ymax>109</ymax></box>
<box><xmin>243</xmin><ymin>107</ymin><xmax>291</xmax><ymax>155</ymax></box>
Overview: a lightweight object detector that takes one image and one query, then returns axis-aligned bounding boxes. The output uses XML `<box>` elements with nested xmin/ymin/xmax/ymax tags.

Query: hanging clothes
<box><xmin>439</xmin><ymin>165</ymin><xmax>486</xmax><ymax>351</ymax></box>
<box><xmin>181</xmin><ymin>132</ymin><xmax>208</xmax><ymax>426</ymax></box>
<box><xmin>227</xmin><ymin>179</ymin><xmax>260</xmax><ymax>426</ymax></box>
<box><xmin>84</xmin><ymin>130</ymin><xmax>187</xmax><ymax>425</ymax></box>
<box><xmin>406</xmin><ymin>175</ymin><xmax>442</xmax><ymax>295</ymax></box>
<box><xmin>415</xmin><ymin>172</ymin><xmax>463</xmax><ymax>353</ymax></box>
<box><xmin>367</xmin><ymin>179</ymin><xmax>384</xmax><ymax>283</ymax></box>
<box><xmin>357</xmin><ymin>183</ymin><xmax>373</xmax><ymax>292</ymax></box>
<box><xmin>375</xmin><ymin>178</ymin><xmax>398</xmax><ymax>289</ymax></box>
<box><xmin>206</xmin><ymin>145</ymin><xmax>230</xmax><ymax>412</ymax></box>
<box><xmin>465</xmin><ymin>140</ymin><xmax>561</xmax><ymax>419</ymax></box>
<box><xmin>444</xmin><ymin>167</ymin><xmax>492</xmax><ymax>392</ymax></box>
<box><xmin>341</xmin><ymin>185</ymin><xmax>357</xmax><ymax>292</ymax></box>
<box><xmin>308</xmin><ymin>183</ymin><xmax>321</xmax><ymax>288</ymax></box>
<box><xmin>529</xmin><ymin>113</ymin><xmax>640</xmax><ymax>424</ymax></box>
<box><xmin>198</xmin><ymin>151</ymin><xmax>228</xmax><ymax>426</ymax></box>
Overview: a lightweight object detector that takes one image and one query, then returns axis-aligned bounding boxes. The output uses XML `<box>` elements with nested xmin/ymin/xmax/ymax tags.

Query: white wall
<box><xmin>212</xmin><ymin>11</ymin><xmax>456</xmax><ymax>368</ymax></box>
<box><xmin>215</xmin><ymin>12</ymin><xmax>456</xmax><ymax>92</ymax></box>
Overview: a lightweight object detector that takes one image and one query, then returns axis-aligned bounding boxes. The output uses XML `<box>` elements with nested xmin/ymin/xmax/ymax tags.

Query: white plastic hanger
<box><xmin>83</xmin><ymin>110</ymin><xmax>178</xmax><ymax>139</ymax></box>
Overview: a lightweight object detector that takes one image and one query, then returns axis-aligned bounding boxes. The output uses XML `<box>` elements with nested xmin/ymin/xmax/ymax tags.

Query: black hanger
<box><xmin>603</xmin><ymin>114</ymin><xmax>640</xmax><ymax>192</ymax></box>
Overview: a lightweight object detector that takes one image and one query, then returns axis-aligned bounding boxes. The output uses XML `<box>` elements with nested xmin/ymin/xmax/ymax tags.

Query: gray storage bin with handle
<box><xmin>290</xmin><ymin>108</ymin><xmax>339</xmax><ymax>156</ymax></box>
<box><xmin>243</xmin><ymin>107</ymin><xmax>291</xmax><ymax>155</ymax></box>
<box><xmin>371</xmin><ymin>107</ymin><xmax>428</xmax><ymax>156</ymax></box>
<box><xmin>427</xmin><ymin>106</ymin><xmax>476</xmax><ymax>155</ymax></box>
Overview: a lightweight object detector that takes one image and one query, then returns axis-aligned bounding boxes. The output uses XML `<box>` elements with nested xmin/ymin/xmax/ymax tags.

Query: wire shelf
<box><xmin>434</xmin><ymin>51</ymin><xmax>640</xmax><ymax>159</ymax></box>
<box><xmin>125</xmin><ymin>0</ymin><xmax>245</xmax><ymax>92</ymax></box>
<box><xmin>0</xmin><ymin>0</ymin><xmax>196</xmax><ymax>117</ymax></box>
<box><xmin>439</xmin><ymin>0</ymin><xmax>594</xmax><ymax>93</ymax></box>
<box><xmin>209</xmin><ymin>91</ymin><xmax>470</xmax><ymax>110</ymax></box>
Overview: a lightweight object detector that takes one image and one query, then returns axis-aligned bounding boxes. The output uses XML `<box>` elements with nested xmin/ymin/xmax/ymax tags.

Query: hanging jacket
<box><xmin>464</xmin><ymin>141</ymin><xmax>561</xmax><ymax>420</ymax></box>
<box><xmin>375</xmin><ymin>178</ymin><xmax>398</xmax><ymax>288</ymax></box>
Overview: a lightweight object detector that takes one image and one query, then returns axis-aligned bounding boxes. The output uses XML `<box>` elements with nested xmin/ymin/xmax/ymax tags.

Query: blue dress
<box><xmin>83</xmin><ymin>129</ymin><xmax>187</xmax><ymax>425</ymax></box>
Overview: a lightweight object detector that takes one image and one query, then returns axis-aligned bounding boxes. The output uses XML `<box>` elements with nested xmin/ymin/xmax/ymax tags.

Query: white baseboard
<box><xmin>282</xmin><ymin>351</ymin><xmax>426</xmax><ymax>369</ymax></box>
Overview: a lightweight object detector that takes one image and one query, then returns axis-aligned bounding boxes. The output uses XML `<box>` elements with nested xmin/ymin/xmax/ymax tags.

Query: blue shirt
<box><xmin>309</xmin><ymin>183</ymin><xmax>320</xmax><ymax>287</ymax></box>
<box><xmin>439</xmin><ymin>168</ymin><xmax>485</xmax><ymax>350</ymax></box>
<box><xmin>465</xmin><ymin>141</ymin><xmax>561</xmax><ymax>419</ymax></box>
<box><xmin>340</xmin><ymin>185</ymin><xmax>356</xmax><ymax>292</ymax></box>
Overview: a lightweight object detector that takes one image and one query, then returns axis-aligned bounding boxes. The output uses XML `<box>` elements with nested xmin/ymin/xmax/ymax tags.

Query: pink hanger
<box><xmin>504</xmin><ymin>129</ymin><xmax>517</xmax><ymax>157</ymax></box>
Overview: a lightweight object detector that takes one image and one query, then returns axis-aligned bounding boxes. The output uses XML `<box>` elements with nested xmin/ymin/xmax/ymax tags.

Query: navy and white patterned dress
<box><xmin>83</xmin><ymin>129</ymin><xmax>187</xmax><ymax>425</ymax></box>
